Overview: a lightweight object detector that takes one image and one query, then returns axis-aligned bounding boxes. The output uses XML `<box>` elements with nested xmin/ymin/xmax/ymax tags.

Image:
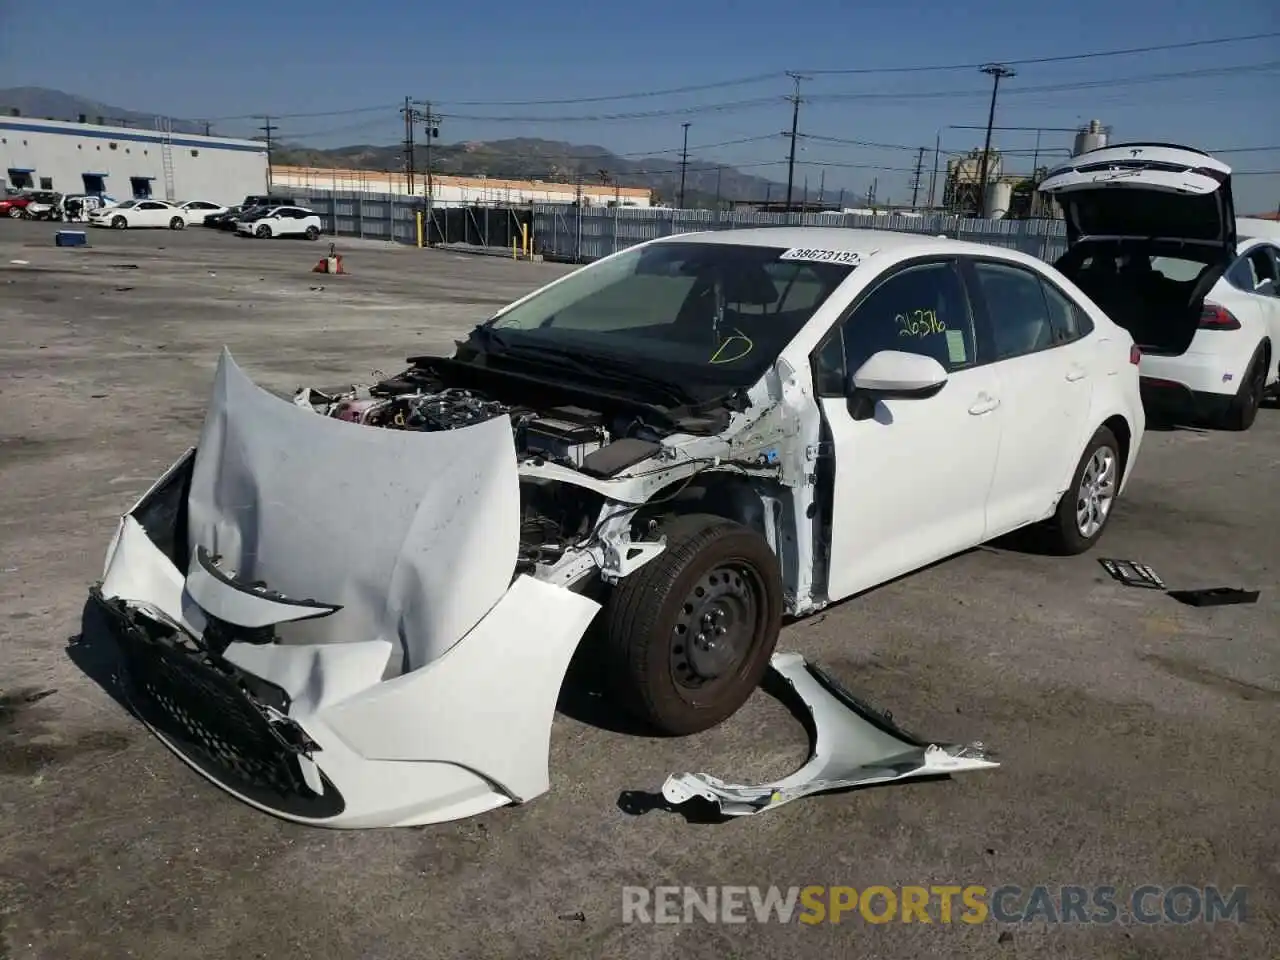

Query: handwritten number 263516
<box><xmin>896</xmin><ymin>309</ymin><xmax>945</xmax><ymax>337</ymax></box>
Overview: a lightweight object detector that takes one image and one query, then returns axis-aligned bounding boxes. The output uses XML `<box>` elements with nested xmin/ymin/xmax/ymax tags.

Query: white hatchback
<box><xmin>1040</xmin><ymin>142</ymin><xmax>1280</xmax><ymax>430</ymax></box>
<box><xmin>236</xmin><ymin>205</ymin><xmax>323</xmax><ymax>240</ymax></box>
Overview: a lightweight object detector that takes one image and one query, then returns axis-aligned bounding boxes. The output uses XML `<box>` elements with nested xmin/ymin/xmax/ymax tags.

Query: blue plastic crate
<box><xmin>55</xmin><ymin>230</ymin><xmax>88</xmax><ymax>247</ymax></box>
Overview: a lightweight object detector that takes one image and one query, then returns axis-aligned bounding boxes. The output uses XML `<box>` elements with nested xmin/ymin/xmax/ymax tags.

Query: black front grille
<box><xmin>92</xmin><ymin>589</ymin><xmax>345</xmax><ymax>819</ymax></box>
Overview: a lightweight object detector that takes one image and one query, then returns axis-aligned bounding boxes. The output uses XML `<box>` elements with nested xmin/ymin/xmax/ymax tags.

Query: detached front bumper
<box><xmin>94</xmin><ymin>350</ymin><xmax>600</xmax><ymax>828</ymax></box>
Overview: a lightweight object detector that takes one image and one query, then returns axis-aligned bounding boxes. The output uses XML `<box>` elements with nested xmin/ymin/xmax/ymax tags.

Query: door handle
<box><xmin>1066</xmin><ymin>366</ymin><xmax>1087</xmax><ymax>382</ymax></box>
<box><xmin>968</xmin><ymin>394</ymin><xmax>1000</xmax><ymax>415</ymax></box>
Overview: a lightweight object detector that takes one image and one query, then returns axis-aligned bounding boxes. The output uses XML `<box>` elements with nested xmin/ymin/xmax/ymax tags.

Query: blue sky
<box><xmin>2</xmin><ymin>0</ymin><xmax>1277</xmax><ymax>211</ymax></box>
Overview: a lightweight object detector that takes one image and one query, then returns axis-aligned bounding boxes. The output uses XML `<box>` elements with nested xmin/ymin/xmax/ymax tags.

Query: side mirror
<box><xmin>846</xmin><ymin>350</ymin><xmax>948</xmax><ymax>420</ymax></box>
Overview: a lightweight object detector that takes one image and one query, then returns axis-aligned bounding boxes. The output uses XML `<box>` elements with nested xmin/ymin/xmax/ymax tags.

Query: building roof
<box><xmin>0</xmin><ymin>117</ymin><xmax>264</xmax><ymax>152</ymax></box>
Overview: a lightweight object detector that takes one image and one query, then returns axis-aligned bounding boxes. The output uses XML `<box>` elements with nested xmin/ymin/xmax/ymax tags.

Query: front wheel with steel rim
<box><xmin>601</xmin><ymin>513</ymin><xmax>784</xmax><ymax>736</ymax></box>
<box><xmin>1042</xmin><ymin>425</ymin><xmax>1122</xmax><ymax>555</ymax></box>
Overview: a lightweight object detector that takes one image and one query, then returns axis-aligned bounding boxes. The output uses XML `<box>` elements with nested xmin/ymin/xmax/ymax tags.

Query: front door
<box><xmin>963</xmin><ymin>259</ymin><xmax>1097</xmax><ymax>536</ymax></box>
<box><xmin>815</xmin><ymin>259</ymin><xmax>1002</xmax><ymax>602</ymax></box>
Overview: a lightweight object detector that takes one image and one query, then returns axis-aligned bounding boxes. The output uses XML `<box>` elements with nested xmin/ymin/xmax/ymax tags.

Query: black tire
<box><xmin>111</xmin><ymin>215</ymin><xmax>127</xmax><ymax>229</ymax></box>
<box><xmin>255</xmin><ymin>224</ymin><xmax>272</xmax><ymax>239</ymax></box>
<box><xmin>601</xmin><ymin>513</ymin><xmax>783</xmax><ymax>736</ymax></box>
<box><xmin>169</xmin><ymin>216</ymin><xmax>185</xmax><ymax>230</ymax></box>
<box><xmin>1042</xmin><ymin>426</ymin><xmax>1121</xmax><ymax>556</ymax></box>
<box><xmin>6</xmin><ymin>206</ymin><xmax>20</xmax><ymax>218</ymax></box>
<box><xmin>304</xmin><ymin>225</ymin><xmax>320</xmax><ymax>240</ymax></box>
<box><xmin>1215</xmin><ymin>345</ymin><xmax>1267</xmax><ymax>431</ymax></box>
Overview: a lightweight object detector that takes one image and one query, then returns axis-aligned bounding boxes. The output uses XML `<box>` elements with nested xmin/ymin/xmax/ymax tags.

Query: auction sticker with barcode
<box><xmin>778</xmin><ymin>248</ymin><xmax>862</xmax><ymax>265</ymax></box>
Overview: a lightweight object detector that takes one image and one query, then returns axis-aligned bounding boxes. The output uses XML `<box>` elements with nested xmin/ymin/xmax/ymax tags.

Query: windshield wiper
<box><xmin>486</xmin><ymin>342</ymin><xmax>696</xmax><ymax>406</ymax></box>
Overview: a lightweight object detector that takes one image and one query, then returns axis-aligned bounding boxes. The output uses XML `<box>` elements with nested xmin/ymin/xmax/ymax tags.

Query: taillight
<box><xmin>1129</xmin><ymin>344</ymin><xmax>1142</xmax><ymax>365</ymax></box>
<box><xmin>1199</xmin><ymin>304</ymin><xmax>1241</xmax><ymax>330</ymax></box>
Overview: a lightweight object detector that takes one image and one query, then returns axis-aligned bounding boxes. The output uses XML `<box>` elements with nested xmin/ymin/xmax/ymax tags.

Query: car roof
<box><xmin>657</xmin><ymin>226</ymin><xmax>1047</xmax><ymax>266</ymax></box>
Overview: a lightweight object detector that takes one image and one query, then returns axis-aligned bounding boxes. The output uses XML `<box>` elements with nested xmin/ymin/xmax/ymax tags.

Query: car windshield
<box><xmin>478</xmin><ymin>241</ymin><xmax>857</xmax><ymax>402</ymax></box>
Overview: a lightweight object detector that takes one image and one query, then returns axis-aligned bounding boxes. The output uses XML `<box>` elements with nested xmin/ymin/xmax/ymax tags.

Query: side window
<box><xmin>813</xmin><ymin>261</ymin><xmax>976</xmax><ymax>394</ymax></box>
<box><xmin>1040</xmin><ymin>278</ymin><xmax>1090</xmax><ymax>343</ymax></box>
<box><xmin>1226</xmin><ymin>256</ymin><xmax>1256</xmax><ymax>291</ymax></box>
<box><xmin>1247</xmin><ymin>247</ymin><xmax>1278</xmax><ymax>291</ymax></box>
<box><xmin>971</xmin><ymin>261</ymin><xmax>1056</xmax><ymax>361</ymax></box>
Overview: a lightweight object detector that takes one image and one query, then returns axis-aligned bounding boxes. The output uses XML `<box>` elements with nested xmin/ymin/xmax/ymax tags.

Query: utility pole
<box><xmin>817</xmin><ymin>168</ymin><xmax>825</xmax><ymax>204</ymax></box>
<box><xmin>678</xmin><ymin>122</ymin><xmax>691</xmax><ymax>209</ymax></box>
<box><xmin>928</xmin><ymin>133</ymin><xmax>941</xmax><ymax>208</ymax></box>
<box><xmin>910</xmin><ymin>146</ymin><xmax>926</xmax><ymax>207</ymax></box>
<box><xmin>402</xmin><ymin>97</ymin><xmax>416</xmax><ymax>197</ymax></box>
<box><xmin>783</xmin><ymin>72</ymin><xmax>809</xmax><ymax>213</ymax></box>
<box><xmin>976</xmin><ymin>64</ymin><xmax>1016</xmax><ymax>218</ymax></box>
<box><xmin>258</xmin><ymin>116</ymin><xmax>276</xmax><ymax>190</ymax></box>
<box><xmin>405</xmin><ymin>100</ymin><xmax>442</xmax><ymax>236</ymax></box>
<box><xmin>714</xmin><ymin>166</ymin><xmax>722</xmax><ymax>211</ymax></box>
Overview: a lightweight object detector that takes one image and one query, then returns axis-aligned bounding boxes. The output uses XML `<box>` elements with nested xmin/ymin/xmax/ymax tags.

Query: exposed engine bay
<box><xmin>292</xmin><ymin>363</ymin><xmax>685</xmax><ymax>585</ymax></box>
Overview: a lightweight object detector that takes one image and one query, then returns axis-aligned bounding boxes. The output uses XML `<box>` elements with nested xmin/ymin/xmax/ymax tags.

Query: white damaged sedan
<box><xmin>93</xmin><ymin>227</ymin><xmax>1145</xmax><ymax>827</ymax></box>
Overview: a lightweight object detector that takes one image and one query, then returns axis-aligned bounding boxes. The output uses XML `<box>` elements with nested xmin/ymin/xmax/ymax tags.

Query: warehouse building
<box><xmin>273</xmin><ymin>165</ymin><xmax>653</xmax><ymax>208</ymax></box>
<box><xmin>0</xmin><ymin>116</ymin><xmax>267</xmax><ymax>205</ymax></box>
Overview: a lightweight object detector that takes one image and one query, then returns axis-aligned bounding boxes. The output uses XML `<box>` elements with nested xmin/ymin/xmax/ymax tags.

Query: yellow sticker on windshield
<box><xmin>710</xmin><ymin>333</ymin><xmax>754</xmax><ymax>364</ymax></box>
<box><xmin>896</xmin><ymin>309</ymin><xmax>945</xmax><ymax>338</ymax></box>
<box><xmin>946</xmin><ymin>328</ymin><xmax>967</xmax><ymax>364</ymax></box>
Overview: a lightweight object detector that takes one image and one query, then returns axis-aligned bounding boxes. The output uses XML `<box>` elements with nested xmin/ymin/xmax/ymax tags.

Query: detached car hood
<box><xmin>93</xmin><ymin>349</ymin><xmax>601</xmax><ymax>828</ymax></box>
<box><xmin>1038</xmin><ymin>142</ymin><xmax>1236</xmax><ymax>257</ymax></box>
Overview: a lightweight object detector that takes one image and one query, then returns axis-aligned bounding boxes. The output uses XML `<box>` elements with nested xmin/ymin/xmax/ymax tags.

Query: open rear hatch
<box><xmin>1038</xmin><ymin>143</ymin><xmax>1236</xmax><ymax>356</ymax></box>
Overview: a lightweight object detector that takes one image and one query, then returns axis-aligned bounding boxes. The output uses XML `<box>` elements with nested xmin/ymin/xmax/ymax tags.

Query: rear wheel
<box><xmin>111</xmin><ymin>215</ymin><xmax>127</xmax><ymax>229</ymax></box>
<box><xmin>169</xmin><ymin>216</ymin><xmax>185</xmax><ymax>230</ymax></box>
<box><xmin>1042</xmin><ymin>426</ymin><xmax>1121</xmax><ymax>556</ymax></box>
<box><xmin>1215</xmin><ymin>346</ymin><xmax>1267</xmax><ymax>431</ymax></box>
<box><xmin>304</xmin><ymin>225</ymin><xmax>320</xmax><ymax>240</ymax></box>
<box><xmin>255</xmin><ymin>224</ymin><xmax>272</xmax><ymax>239</ymax></box>
<box><xmin>601</xmin><ymin>513</ymin><xmax>783</xmax><ymax>736</ymax></box>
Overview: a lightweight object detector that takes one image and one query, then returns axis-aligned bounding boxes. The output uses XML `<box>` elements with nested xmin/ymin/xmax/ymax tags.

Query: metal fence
<box><xmin>529</xmin><ymin>205</ymin><xmax>1070</xmax><ymax>264</ymax></box>
<box><xmin>290</xmin><ymin>189</ymin><xmax>1069</xmax><ymax>264</ymax></box>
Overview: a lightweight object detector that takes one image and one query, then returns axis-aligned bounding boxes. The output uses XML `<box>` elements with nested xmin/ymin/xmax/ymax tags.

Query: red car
<box><xmin>0</xmin><ymin>195</ymin><xmax>32</xmax><ymax>218</ymax></box>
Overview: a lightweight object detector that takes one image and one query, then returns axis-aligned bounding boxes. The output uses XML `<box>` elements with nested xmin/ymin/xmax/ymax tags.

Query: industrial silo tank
<box><xmin>985</xmin><ymin>181</ymin><xmax>1013</xmax><ymax>219</ymax></box>
<box><xmin>1073</xmin><ymin>120</ymin><xmax>1108</xmax><ymax>156</ymax></box>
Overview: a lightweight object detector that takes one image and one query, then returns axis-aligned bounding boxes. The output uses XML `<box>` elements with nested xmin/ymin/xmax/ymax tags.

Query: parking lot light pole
<box><xmin>976</xmin><ymin>64</ymin><xmax>1015</xmax><ymax>218</ymax></box>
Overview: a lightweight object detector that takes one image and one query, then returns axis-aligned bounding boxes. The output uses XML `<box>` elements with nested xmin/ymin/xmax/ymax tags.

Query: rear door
<box><xmin>1038</xmin><ymin>143</ymin><xmax>1235</xmax><ymax>258</ymax></box>
<box><xmin>962</xmin><ymin>257</ymin><xmax>1098</xmax><ymax>537</ymax></box>
<box><xmin>814</xmin><ymin>257</ymin><xmax>1003</xmax><ymax>601</ymax></box>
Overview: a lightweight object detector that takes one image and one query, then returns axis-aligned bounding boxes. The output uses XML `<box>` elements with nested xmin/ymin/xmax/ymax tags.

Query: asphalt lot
<box><xmin>0</xmin><ymin>219</ymin><xmax>1276</xmax><ymax>960</ymax></box>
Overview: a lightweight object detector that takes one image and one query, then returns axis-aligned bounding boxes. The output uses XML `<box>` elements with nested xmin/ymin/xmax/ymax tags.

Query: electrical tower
<box><xmin>975</xmin><ymin>64</ymin><xmax>1016</xmax><ymax>218</ymax></box>
<box><xmin>783</xmin><ymin>72</ymin><xmax>809</xmax><ymax>213</ymax></box>
<box><xmin>910</xmin><ymin>147</ymin><xmax>926</xmax><ymax>207</ymax></box>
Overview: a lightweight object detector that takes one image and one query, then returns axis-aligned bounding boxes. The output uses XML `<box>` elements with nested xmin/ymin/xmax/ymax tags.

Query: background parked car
<box><xmin>176</xmin><ymin>200</ymin><xmax>229</xmax><ymax>225</ymax></box>
<box><xmin>236</xmin><ymin>205</ymin><xmax>322</xmax><ymax>240</ymax></box>
<box><xmin>89</xmin><ymin>199</ymin><xmax>189</xmax><ymax>230</ymax></box>
<box><xmin>1041</xmin><ymin>142</ymin><xmax>1280</xmax><ymax>431</ymax></box>
<box><xmin>0</xmin><ymin>194</ymin><xmax>31</xmax><ymax>218</ymax></box>
<box><xmin>21</xmin><ymin>191</ymin><xmax>63</xmax><ymax>220</ymax></box>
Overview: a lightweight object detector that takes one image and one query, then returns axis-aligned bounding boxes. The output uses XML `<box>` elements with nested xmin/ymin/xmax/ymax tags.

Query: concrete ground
<box><xmin>0</xmin><ymin>221</ymin><xmax>1276</xmax><ymax>960</ymax></box>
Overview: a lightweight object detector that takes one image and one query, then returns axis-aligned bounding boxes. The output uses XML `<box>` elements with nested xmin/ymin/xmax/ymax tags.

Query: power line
<box><xmin>440</xmin><ymin>72</ymin><xmax>783</xmax><ymax>107</ymax></box>
<box><xmin>800</xmin><ymin>30</ymin><xmax>1280</xmax><ymax>75</ymax></box>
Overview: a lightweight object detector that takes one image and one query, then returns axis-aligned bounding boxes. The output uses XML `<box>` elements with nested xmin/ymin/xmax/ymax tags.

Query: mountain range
<box><xmin>0</xmin><ymin>87</ymin><xmax>801</xmax><ymax>206</ymax></box>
